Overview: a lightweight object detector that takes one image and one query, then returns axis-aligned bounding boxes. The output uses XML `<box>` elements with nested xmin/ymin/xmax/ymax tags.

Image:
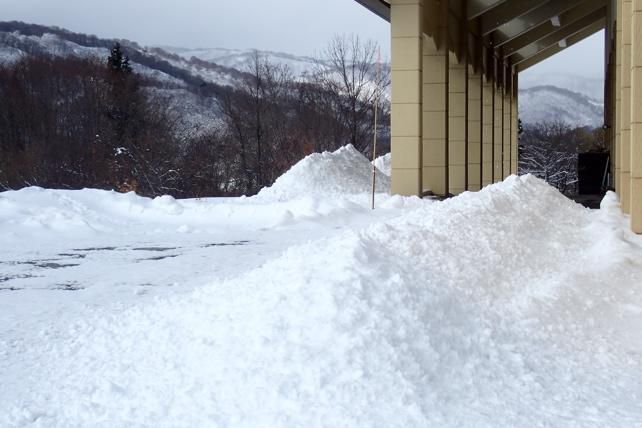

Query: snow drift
<box><xmin>258</xmin><ymin>145</ymin><xmax>391</xmax><ymax>201</ymax></box>
<box><xmin>2</xmin><ymin>175</ymin><xmax>642</xmax><ymax>427</ymax></box>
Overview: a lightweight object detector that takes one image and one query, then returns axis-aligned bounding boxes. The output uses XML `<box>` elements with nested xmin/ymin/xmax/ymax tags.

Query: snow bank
<box><xmin>258</xmin><ymin>145</ymin><xmax>391</xmax><ymax>201</ymax></box>
<box><xmin>372</xmin><ymin>152</ymin><xmax>391</xmax><ymax>176</ymax></box>
<box><xmin>4</xmin><ymin>175</ymin><xmax>642</xmax><ymax>427</ymax></box>
<box><xmin>0</xmin><ymin>146</ymin><xmax>400</xmax><ymax>238</ymax></box>
<box><xmin>0</xmin><ymin>188</ymin><xmax>380</xmax><ymax>239</ymax></box>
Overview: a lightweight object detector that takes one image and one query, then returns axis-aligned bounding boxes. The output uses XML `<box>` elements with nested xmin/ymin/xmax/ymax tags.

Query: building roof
<box><xmin>353</xmin><ymin>0</ymin><xmax>608</xmax><ymax>73</ymax></box>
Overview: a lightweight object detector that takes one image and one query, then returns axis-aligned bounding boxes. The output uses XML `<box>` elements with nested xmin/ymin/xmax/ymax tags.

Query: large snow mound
<box><xmin>3</xmin><ymin>175</ymin><xmax>642</xmax><ymax>427</ymax></box>
<box><xmin>258</xmin><ymin>145</ymin><xmax>391</xmax><ymax>201</ymax></box>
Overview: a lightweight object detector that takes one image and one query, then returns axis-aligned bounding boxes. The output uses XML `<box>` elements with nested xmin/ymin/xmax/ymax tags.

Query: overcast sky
<box><xmin>521</xmin><ymin>30</ymin><xmax>604</xmax><ymax>79</ymax></box>
<box><xmin>3</xmin><ymin>0</ymin><xmax>603</xmax><ymax>77</ymax></box>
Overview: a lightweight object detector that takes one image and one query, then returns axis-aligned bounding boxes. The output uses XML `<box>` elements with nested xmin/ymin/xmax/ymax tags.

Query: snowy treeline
<box><xmin>518</xmin><ymin>121</ymin><xmax>606</xmax><ymax>194</ymax></box>
<box><xmin>0</xmin><ymin>34</ymin><xmax>389</xmax><ymax>197</ymax></box>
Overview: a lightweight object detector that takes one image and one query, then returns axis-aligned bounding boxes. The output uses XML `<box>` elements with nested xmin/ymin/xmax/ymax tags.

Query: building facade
<box><xmin>354</xmin><ymin>0</ymin><xmax>641</xmax><ymax>234</ymax></box>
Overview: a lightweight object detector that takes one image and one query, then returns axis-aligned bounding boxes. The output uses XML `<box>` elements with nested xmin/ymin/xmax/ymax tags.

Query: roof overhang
<box><xmin>353</xmin><ymin>0</ymin><xmax>390</xmax><ymax>20</ymax></box>
<box><xmin>353</xmin><ymin>0</ymin><xmax>606</xmax><ymax>74</ymax></box>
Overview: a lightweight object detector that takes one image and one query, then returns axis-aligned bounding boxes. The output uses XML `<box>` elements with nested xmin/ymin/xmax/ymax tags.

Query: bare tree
<box><xmin>217</xmin><ymin>51</ymin><xmax>295</xmax><ymax>194</ymax></box>
<box><xmin>312</xmin><ymin>34</ymin><xmax>390</xmax><ymax>155</ymax></box>
<box><xmin>518</xmin><ymin>121</ymin><xmax>579</xmax><ymax>193</ymax></box>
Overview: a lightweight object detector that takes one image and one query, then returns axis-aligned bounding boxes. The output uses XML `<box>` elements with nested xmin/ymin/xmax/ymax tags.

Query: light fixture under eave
<box><xmin>551</xmin><ymin>15</ymin><xmax>561</xmax><ymax>27</ymax></box>
<box><xmin>558</xmin><ymin>39</ymin><xmax>568</xmax><ymax>48</ymax></box>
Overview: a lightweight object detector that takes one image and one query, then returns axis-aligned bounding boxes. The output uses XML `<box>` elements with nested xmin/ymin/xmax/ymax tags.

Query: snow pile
<box><xmin>3</xmin><ymin>175</ymin><xmax>642</xmax><ymax>427</ymax></box>
<box><xmin>258</xmin><ymin>145</ymin><xmax>391</xmax><ymax>201</ymax></box>
<box><xmin>372</xmin><ymin>152</ymin><xmax>391</xmax><ymax>176</ymax></box>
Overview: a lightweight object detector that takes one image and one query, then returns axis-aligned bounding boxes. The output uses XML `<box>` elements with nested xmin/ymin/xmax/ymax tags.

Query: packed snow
<box><xmin>1</xmin><ymin>146</ymin><xmax>642</xmax><ymax>427</ymax></box>
<box><xmin>373</xmin><ymin>152</ymin><xmax>391</xmax><ymax>176</ymax></box>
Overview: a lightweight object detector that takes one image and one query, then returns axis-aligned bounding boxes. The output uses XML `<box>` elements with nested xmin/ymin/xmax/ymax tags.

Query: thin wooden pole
<box><xmin>371</xmin><ymin>49</ymin><xmax>381</xmax><ymax>210</ymax></box>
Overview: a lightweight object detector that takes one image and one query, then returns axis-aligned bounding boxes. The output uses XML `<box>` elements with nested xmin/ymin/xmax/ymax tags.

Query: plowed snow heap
<box><xmin>257</xmin><ymin>145</ymin><xmax>390</xmax><ymax>201</ymax></box>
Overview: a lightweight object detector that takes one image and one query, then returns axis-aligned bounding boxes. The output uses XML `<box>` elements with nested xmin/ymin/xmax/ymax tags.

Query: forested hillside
<box><xmin>0</xmin><ymin>22</ymin><xmax>389</xmax><ymax>197</ymax></box>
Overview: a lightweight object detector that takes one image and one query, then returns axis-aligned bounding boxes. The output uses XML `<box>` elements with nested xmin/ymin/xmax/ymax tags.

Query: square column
<box><xmin>467</xmin><ymin>65</ymin><xmax>482</xmax><ymax>191</ymax></box>
<box><xmin>448</xmin><ymin>52</ymin><xmax>467</xmax><ymax>195</ymax></box>
<box><xmin>632</xmin><ymin>0</ymin><xmax>642</xmax><ymax>233</ymax></box>
<box><xmin>422</xmin><ymin>32</ymin><xmax>449</xmax><ymax>195</ymax></box>
<box><xmin>503</xmin><ymin>70</ymin><xmax>512</xmax><ymax>179</ymax></box>
<box><xmin>616</xmin><ymin>0</ymin><xmax>623</xmax><ymax>193</ymax></box>
<box><xmin>608</xmin><ymin>42</ymin><xmax>616</xmax><ymax>189</ymax></box>
<box><xmin>390</xmin><ymin>0</ymin><xmax>424</xmax><ymax>196</ymax></box>
<box><xmin>482</xmin><ymin>75</ymin><xmax>494</xmax><ymax>186</ymax></box>
<box><xmin>511</xmin><ymin>73</ymin><xmax>519</xmax><ymax>175</ymax></box>
<box><xmin>621</xmin><ymin>0</ymin><xmax>632</xmax><ymax>213</ymax></box>
<box><xmin>493</xmin><ymin>81</ymin><xmax>503</xmax><ymax>182</ymax></box>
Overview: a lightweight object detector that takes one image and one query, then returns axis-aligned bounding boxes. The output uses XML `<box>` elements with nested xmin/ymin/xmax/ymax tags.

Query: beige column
<box><xmin>448</xmin><ymin>52</ymin><xmax>467</xmax><ymax>195</ymax></box>
<box><xmin>467</xmin><ymin>65</ymin><xmax>482</xmax><ymax>191</ymax></box>
<box><xmin>616</xmin><ymin>0</ymin><xmax>622</xmax><ymax>193</ymax></box>
<box><xmin>494</xmin><ymin>79</ymin><xmax>503</xmax><ymax>182</ymax></box>
<box><xmin>622</xmin><ymin>0</ymin><xmax>632</xmax><ymax>213</ymax></box>
<box><xmin>503</xmin><ymin>68</ymin><xmax>511</xmax><ymax>179</ymax></box>
<box><xmin>608</xmin><ymin>45</ymin><xmax>616</xmax><ymax>190</ymax></box>
<box><xmin>422</xmin><ymin>26</ymin><xmax>449</xmax><ymax>195</ymax></box>
<box><xmin>390</xmin><ymin>0</ymin><xmax>424</xmax><ymax>196</ymax></box>
<box><xmin>482</xmin><ymin>75</ymin><xmax>494</xmax><ymax>186</ymax></box>
<box><xmin>511</xmin><ymin>72</ymin><xmax>519</xmax><ymax>174</ymax></box>
<box><xmin>632</xmin><ymin>0</ymin><xmax>642</xmax><ymax>233</ymax></box>
<box><xmin>607</xmin><ymin>29</ymin><xmax>616</xmax><ymax>188</ymax></box>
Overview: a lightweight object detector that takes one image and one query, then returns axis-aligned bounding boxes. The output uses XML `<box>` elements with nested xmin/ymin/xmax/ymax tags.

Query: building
<box><xmin>354</xmin><ymin>0</ymin><xmax>641</xmax><ymax>234</ymax></box>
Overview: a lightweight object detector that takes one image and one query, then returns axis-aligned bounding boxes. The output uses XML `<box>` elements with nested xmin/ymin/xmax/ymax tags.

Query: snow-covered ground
<box><xmin>1</xmin><ymin>147</ymin><xmax>642</xmax><ymax>427</ymax></box>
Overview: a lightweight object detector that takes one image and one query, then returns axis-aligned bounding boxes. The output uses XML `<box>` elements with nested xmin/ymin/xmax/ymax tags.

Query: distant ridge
<box><xmin>0</xmin><ymin>21</ymin><xmax>604</xmax><ymax>129</ymax></box>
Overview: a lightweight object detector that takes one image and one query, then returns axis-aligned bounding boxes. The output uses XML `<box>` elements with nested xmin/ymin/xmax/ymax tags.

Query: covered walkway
<box><xmin>355</xmin><ymin>0</ymin><xmax>641</xmax><ymax>233</ymax></box>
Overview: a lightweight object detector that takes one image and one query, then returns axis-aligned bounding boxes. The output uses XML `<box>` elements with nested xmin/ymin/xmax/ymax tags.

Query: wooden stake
<box><xmin>371</xmin><ymin>49</ymin><xmax>381</xmax><ymax>210</ymax></box>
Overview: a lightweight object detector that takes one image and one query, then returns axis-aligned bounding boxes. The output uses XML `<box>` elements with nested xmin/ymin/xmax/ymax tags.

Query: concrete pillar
<box><xmin>608</xmin><ymin>43</ymin><xmax>616</xmax><ymax>189</ymax></box>
<box><xmin>616</xmin><ymin>0</ymin><xmax>623</xmax><ymax>193</ymax></box>
<box><xmin>390</xmin><ymin>0</ymin><xmax>424</xmax><ymax>196</ymax></box>
<box><xmin>482</xmin><ymin>76</ymin><xmax>494</xmax><ymax>186</ymax></box>
<box><xmin>622</xmin><ymin>0</ymin><xmax>632</xmax><ymax>213</ymax></box>
<box><xmin>503</xmin><ymin>69</ymin><xmax>512</xmax><ymax>179</ymax></box>
<box><xmin>632</xmin><ymin>0</ymin><xmax>642</xmax><ymax>233</ymax></box>
<box><xmin>511</xmin><ymin>73</ymin><xmax>519</xmax><ymax>175</ymax></box>
<box><xmin>467</xmin><ymin>65</ymin><xmax>482</xmax><ymax>191</ymax></box>
<box><xmin>422</xmin><ymin>29</ymin><xmax>449</xmax><ymax>195</ymax></box>
<box><xmin>606</xmin><ymin>26</ymin><xmax>616</xmax><ymax>189</ymax></box>
<box><xmin>448</xmin><ymin>52</ymin><xmax>467</xmax><ymax>195</ymax></box>
<box><xmin>494</xmin><ymin>79</ymin><xmax>503</xmax><ymax>182</ymax></box>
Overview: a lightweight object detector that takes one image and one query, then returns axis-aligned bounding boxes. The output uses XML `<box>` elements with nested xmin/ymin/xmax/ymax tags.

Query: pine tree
<box><xmin>108</xmin><ymin>42</ymin><xmax>132</xmax><ymax>73</ymax></box>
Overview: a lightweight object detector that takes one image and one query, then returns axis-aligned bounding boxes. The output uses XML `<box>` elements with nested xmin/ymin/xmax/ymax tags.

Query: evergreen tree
<box><xmin>108</xmin><ymin>42</ymin><xmax>132</xmax><ymax>73</ymax></box>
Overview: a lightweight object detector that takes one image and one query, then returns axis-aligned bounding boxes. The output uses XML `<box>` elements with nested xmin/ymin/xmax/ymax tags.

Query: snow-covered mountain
<box><xmin>0</xmin><ymin>22</ymin><xmax>246</xmax><ymax>88</ymax></box>
<box><xmin>163</xmin><ymin>45</ymin><xmax>606</xmax><ymax>128</ymax></box>
<box><xmin>163</xmin><ymin>46</ymin><xmax>320</xmax><ymax>77</ymax></box>
<box><xmin>518</xmin><ymin>71</ymin><xmax>604</xmax><ymax>127</ymax></box>
<box><xmin>518</xmin><ymin>85</ymin><xmax>603</xmax><ymax>127</ymax></box>
<box><xmin>520</xmin><ymin>71</ymin><xmax>604</xmax><ymax>101</ymax></box>
<box><xmin>0</xmin><ymin>22</ymin><xmax>604</xmax><ymax>129</ymax></box>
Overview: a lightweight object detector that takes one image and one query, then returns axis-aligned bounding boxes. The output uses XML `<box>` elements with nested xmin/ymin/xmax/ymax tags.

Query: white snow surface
<box><xmin>1</xmin><ymin>148</ymin><xmax>642</xmax><ymax>427</ymax></box>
